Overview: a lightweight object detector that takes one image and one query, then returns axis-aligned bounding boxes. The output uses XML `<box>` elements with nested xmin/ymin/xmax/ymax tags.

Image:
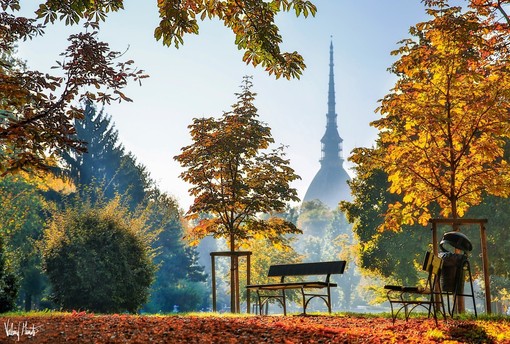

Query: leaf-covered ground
<box><xmin>1</xmin><ymin>312</ymin><xmax>509</xmax><ymax>343</ymax></box>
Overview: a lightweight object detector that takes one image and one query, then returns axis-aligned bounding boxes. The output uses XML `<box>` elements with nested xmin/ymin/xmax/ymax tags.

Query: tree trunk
<box><xmin>450</xmin><ymin>197</ymin><xmax>466</xmax><ymax>313</ymax></box>
<box><xmin>230</xmin><ymin>234</ymin><xmax>236</xmax><ymax>313</ymax></box>
<box><xmin>451</xmin><ymin>197</ymin><xmax>458</xmax><ymax>222</ymax></box>
<box><xmin>24</xmin><ymin>292</ymin><xmax>32</xmax><ymax>312</ymax></box>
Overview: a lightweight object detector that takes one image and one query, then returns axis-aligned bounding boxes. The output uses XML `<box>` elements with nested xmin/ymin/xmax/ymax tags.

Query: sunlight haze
<box><xmin>17</xmin><ymin>0</ymin><xmax>429</xmax><ymax>210</ymax></box>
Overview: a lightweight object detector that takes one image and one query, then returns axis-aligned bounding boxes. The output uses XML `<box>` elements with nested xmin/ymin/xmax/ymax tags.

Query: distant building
<box><xmin>303</xmin><ymin>41</ymin><xmax>351</xmax><ymax>209</ymax></box>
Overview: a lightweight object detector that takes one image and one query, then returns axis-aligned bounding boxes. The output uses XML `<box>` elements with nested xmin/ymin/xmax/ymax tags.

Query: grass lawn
<box><xmin>0</xmin><ymin>311</ymin><xmax>509</xmax><ymax>343</ymax></box>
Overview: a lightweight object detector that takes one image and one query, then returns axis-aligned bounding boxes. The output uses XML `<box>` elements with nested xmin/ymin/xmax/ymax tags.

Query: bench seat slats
<box><xmin>246</xmin><ymin>281</ymin><xmax>337</xmax><ymax>290</ymax></box>
<box><xmin>384</xmin><ymin>285</ymin><xmax>424</xmax><ymax>293</ymax></box>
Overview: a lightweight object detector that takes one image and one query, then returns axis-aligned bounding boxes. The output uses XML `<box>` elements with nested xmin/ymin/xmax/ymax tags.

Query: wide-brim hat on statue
<box><xmin>440</xmin><ymin>231</ymin><xmax>473</xmax><ymax>252</ymax></box>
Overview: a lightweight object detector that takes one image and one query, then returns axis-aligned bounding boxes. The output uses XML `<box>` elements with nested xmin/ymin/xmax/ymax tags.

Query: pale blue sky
<box><xmin>16</xmin><ymin>1</ymin><xmax>431</xmax><ymax>209</ymax></box>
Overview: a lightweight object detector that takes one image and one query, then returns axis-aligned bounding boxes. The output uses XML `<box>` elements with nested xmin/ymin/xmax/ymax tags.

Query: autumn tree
<box><xmin>462</xmin><ymin>0</ymin><xmax>510</xmax><ymax>23</ymax></box>
<box><xmin>342</xmin><ymin>141</ymin><xmax>510</xmax><ymax>305</ymax></box>
<box><xmin>32</xmin><ymin>0</ymin><xmax>316</xmax><ymax>79</ymax></box>
<box><xmin>1</xmin><ymin>2</ymin><xmax>145</xmax><ymax>174</ymax></box>
<box><xmin>1</xmin><ymin>0</ymin><xmax>316</xmax><ymax>174</ymax></box>
<box><xmin>353</xmin><ymin>4</ymin><xmax>510</xmax><ymax>231</ymax></box>
<box><xmin>175</xmin><ymin>76</ymin><xmax>301</xmax><ymax>312</ymax></box>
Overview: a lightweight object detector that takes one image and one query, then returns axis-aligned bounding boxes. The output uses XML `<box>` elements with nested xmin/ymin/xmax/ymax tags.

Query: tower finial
<box><xmin>328</xmin><ymin>40</ymin><xmax>335</xmax><ymax>119</ymax></box>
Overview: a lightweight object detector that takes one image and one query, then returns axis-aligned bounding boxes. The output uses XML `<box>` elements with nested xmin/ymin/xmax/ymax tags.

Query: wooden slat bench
<box><xmin>384</xmin><ymin>251</ymin><xmax>447</xmax><ymax>325</ymax></box>
<box><xmin>246</xmin><ymin>261</ymin><xmax>346</xmax><ymax>315</ymax></box>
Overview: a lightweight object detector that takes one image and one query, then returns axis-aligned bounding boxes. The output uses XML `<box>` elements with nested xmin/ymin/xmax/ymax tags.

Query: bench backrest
<box><xmin>422</xmin><ymin>251</ymin><xmax>443</xmax><ymax>291</ymax></box>
<box><xmin>268</xmin><ymin>261</ymin><xmax>346</xmax><ymax>280</ymax></box>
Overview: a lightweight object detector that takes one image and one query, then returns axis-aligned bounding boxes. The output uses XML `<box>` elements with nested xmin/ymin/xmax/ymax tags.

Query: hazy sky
<box><xmin>16</xmin><ymin>1</ymin><xmax>431</xmax><ymax>210</ymax></box>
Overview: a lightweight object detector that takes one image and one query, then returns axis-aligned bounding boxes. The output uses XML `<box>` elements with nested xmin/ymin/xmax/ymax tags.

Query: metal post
<box><xmin>431</xmin><ymin>222</ymin><xmax>438</xmax><ymax>256</ymax></box>
<box><xmin>247</xmin><ymin>253</ymin><xmax>251</xmax><ymax>314</ymax></box>
<box><xmin>235</xmin><ymin>255</ymin><xmax>240</xmax><ymax>313</ymax></box>
<box><xmin>480</xmin><ymin>224</ymin><xmax>492</xmax><ymax>314</ymax></box>
<box><xmin>211</xmin><ymin>254</ymin><xmax>216</xmax><ymax>312</ymax></box>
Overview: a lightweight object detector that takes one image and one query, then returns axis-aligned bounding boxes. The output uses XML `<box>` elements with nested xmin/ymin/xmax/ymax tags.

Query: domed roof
<box><xmin>303</xmin><ymin>163</ymin><xmax>351</xmax><ymax>208</ymax></box>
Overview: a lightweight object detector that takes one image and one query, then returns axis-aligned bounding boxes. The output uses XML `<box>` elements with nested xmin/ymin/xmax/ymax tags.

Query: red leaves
<box><xmin>70</xmin><ymin>310</ymin><xmax>92</xmax><ymax>318</ymax></box>
<box><xmin>0</xmin><ymin>314</ymin><xmax>508</xmax><ymax>343</ymax></box>
<box><xmin>1</xmin><ymin>19</ymin><xmax>147</xmax><ymax>174</ymax></box>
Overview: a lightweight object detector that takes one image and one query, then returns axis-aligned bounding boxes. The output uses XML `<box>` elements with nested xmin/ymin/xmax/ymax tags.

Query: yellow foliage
<box><xmin>362</xmin><ymin>6</ymin><xmax>510</xmax><ymax>231</ymax></box>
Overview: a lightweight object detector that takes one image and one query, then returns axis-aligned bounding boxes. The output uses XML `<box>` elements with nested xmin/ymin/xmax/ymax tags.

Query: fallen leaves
<box><xmin>0</xmin><ymin>313</ymin><xmax>509</xmax><ymax>343</ymax></box>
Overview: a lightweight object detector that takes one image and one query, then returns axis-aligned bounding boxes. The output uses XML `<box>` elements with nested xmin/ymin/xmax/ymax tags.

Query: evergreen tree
<box><xmin>65</xmin><ymin>101</ymin><xmax>123</xmax><ymax>187</ymax></box>
<box><xmin>143</xmin><ymin>191</ymin><xmax>208</xmax><ymax>313</ymax></box>
<box><xmin>61</xmin><ymin>101</ymin><xmax>149</xmax><ymax>207</ymax></box>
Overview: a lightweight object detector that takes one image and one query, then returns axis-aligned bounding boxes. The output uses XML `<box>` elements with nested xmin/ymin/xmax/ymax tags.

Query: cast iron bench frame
<box><xmin>246</xmin><ymin>261</ymin><xmax>346</xmax><ymax>315</ymax></box>
<box><xmin>384</xmin><ymin>251</ymin><xmax>447</xmax><ymax>325</ymax></box>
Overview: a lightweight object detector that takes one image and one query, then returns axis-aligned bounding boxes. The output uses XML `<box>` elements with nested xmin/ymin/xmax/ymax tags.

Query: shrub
<box><xmin>42</xmin><ymin>198</ymin><xmax>156</xmax><ymax>313</ymax></box>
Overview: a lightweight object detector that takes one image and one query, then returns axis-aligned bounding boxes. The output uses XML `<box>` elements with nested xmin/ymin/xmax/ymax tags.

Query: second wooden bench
<box><xmin>246</xmin><ymin>261</ymin><xmax>346</xmax><ymax>315</ymax></box>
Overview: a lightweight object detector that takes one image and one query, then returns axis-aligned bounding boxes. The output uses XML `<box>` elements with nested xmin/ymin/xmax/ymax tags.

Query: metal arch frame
<box><xmin>429</xmin><ymin>218</ymin><xmax>490</xmax><ymax>314</ymax></box>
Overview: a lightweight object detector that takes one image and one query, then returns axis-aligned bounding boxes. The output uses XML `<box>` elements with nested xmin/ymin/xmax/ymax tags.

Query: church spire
<box><xmin>320</xmin><ymin>39</ymin><xmax>343</xmax><ymax>167</ymax></box>
<box><xmin>302</xmin><ymin>39</ymin><xmax>351</xmax><ymax>208</ymax></box>
<box><xmin>328</xmin><ymin>39</ymin><xmax>336</xmax><ymax>118</ymax></box>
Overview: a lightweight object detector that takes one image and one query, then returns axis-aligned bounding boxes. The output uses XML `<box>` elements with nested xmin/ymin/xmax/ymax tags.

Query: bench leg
<box><xmin>301</xmin><ymin>287</ymin><xmax>306</xmax><ymax>315</ymax></box>
<box><xmin>282</xmin><ymin>289</ymin><xmax>287</xmax><ymax>315</ymax></box>
<box><xmin>256</xmin><ymin>291</ymin><xmax>286</xmax><ymax>315</ymax></box>
<box><xmin>327</xmin><ymin>285</ymin><xmax>332</xmax><ymax>313</ymax></box>
<box><xmin>386</xmin><ymin>290</ymin><xmax>400</xmax><ymax>324</ymax></box>
<box><xmin>302</xmin><ymin>289</ymin><xmax>333</xmax><ymax>315</ymax></box>
<box><xmin>256</xmin><ymin>290</ymin><xmax>263</xmax><ymax>315</ymax></box>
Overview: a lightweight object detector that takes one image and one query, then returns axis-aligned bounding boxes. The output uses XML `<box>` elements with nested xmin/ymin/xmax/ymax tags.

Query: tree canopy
<box><xmin>175</xmin><ymin>76</ymin><xmax>301</xmax><ymax>313</ymax></box>
<box><xmin>60</xmin><ymin>101</ymin><xmax>150</xmax><ymax>207</ymax></box>
<box><xmin>0</xmin><ymin>3</ymin><xmax>145</xmax><ymax>174</ymax></box>
<box><xmin>351</xmin><ymin>3</ymin><xmax>510</xmax><ymax>230</ymax></box>
<box><xmin>31</xmin><ymin>0</ymin><xmax>316</xmax><ymax>79</ymax></box>
<box><xmin>1</xmin><ymin>0</ymin><xmax>315</xmax><ymax>175</ymax></box>
<box><xmin>175</xmin><ymin>76</ymin><xmax>301</xmax><ymax>252</ymax></box>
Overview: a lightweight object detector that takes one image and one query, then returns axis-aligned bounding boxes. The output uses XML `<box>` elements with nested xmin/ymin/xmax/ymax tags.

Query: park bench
<box><xmin>384</xmin><ymin>251</ymin><xmax>447</xmax><ymax>325</ymax></box>
<box><xmin>246</xmin><ymin>261</ymin><xmax>346</xmax><ymax>315</ymax></box>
